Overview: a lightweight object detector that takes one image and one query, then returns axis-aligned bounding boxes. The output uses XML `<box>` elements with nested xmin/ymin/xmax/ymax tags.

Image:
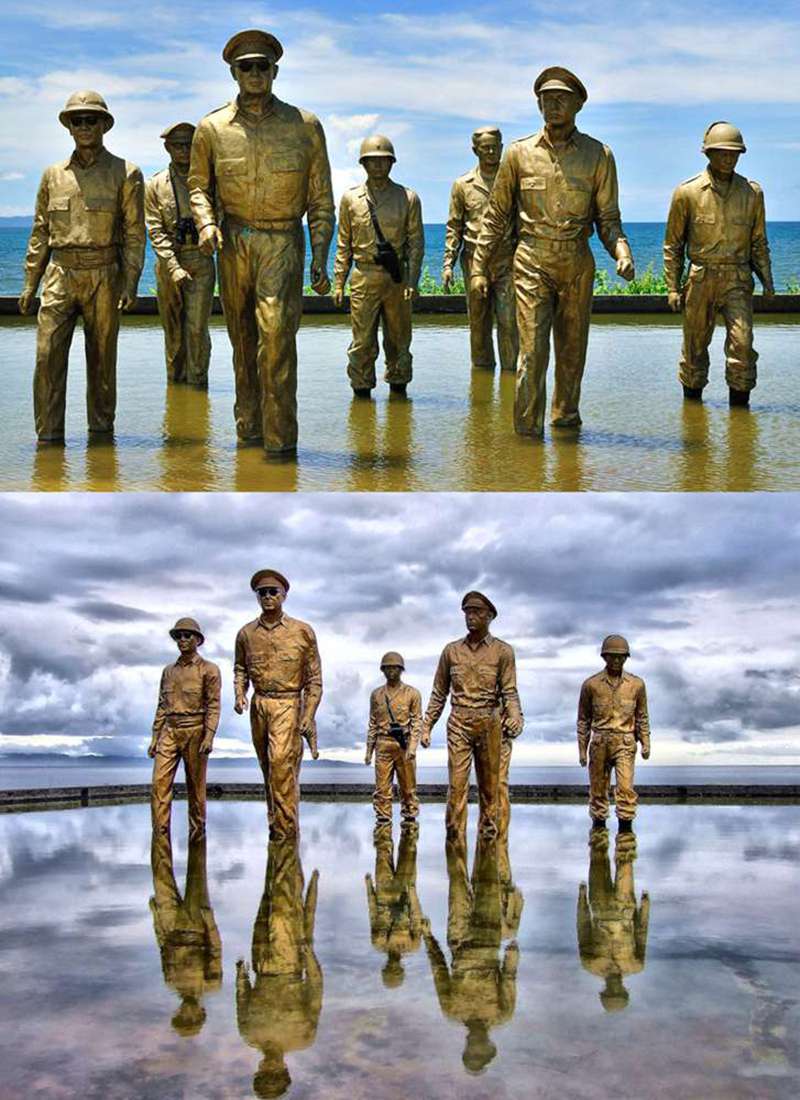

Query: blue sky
<box><xmin>0</xmin><ymin>0</ymin><xmax>798</xmax><ymax>220</ymax></box>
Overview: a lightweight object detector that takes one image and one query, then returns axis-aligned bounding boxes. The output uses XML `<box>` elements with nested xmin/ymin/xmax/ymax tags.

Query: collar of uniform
<box><xmin>534</xmin><ymin>126</ymin><xmax>579</xmax><ymax>151</ymax></box>
<box><xmin>362</xmin><ymin>179</ymin><xmax>399</xmax><ymax>204</ymax></box>
<box><xmin>462</xmin><ymin>631</ymin><xmax>494</xmax><ymax>650</ymax></box>
<box><xmin>466</xmin><ymin>166</ymin><xmax>491</xmax><ymax>194</ymax></box>
<box><xmin>258</xmin><ymin>612</ymin><xmax>286</xmax><ymax>631</ymax></box>
<box><xmin>67</xmin><ymin>145</ymin><xmax>109</xmax><ymax>171</ymax></box>
<box><xmin>233</xmin><ymin>93</ymin><xmax>279</xmax><ymax>125</ymax></box>
<box><xmin>600</xmin><ymin>669</ymin><xmax>630</xmax><ymax>687</ymax></box>
<box><xmin>175</xmin><ymin>652</ymin><xmax>201</xmax><ymax>667</ymax></box>
<box><xmin>700</xmin><ymin>167</ymin><xmax>739</xmax><ymax>196</ymax></box>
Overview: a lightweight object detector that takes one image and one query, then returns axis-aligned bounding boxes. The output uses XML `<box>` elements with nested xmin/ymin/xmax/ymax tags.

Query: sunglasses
<box><xmin>257</xmin><ymin>586</ymin><xmax>282</xmax><ymax>597</ymax></box>
<box><xmin>174</xmin><ymin>631</ymin><xmax>197</xmax><ymax>640</ymax></box>
<box><xmin>237</xmin><ymin>60</ymin><xmax>271</xmax><ymax>73</ymax></box>
<box><xmin>71</xmin><ymin>114</ymin><xmax>102</xmax><ymax>128</ymax></box>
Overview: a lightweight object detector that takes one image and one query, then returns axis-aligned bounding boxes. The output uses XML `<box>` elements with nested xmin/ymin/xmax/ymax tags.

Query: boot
<box><xmin>592</xmin><ymin>818</ymin><xmax>607</xmax><ymax>830</ymax></box>
<box><xmin>389</xmin><ymin>383</ymin><xmax>407</xmax><ymax>396</ymax></box>
<box><xmin>729</xmin><ymin>387</ymin><xmax>750</xmax><ymax>407</ymax></box>
<box><xmin>682</xmin><ymin>385</ymin><xmax>703</xmax><ymax>401</ymax></box>
<box><xmin>618</xmin><ymin>818</ymin><xmax>633</xmax><ymax>833</ymax></box>
<box><xmin>352</xmin><ymin>387</ymin><xmax>372</xmax><ymax>399</ymax></box>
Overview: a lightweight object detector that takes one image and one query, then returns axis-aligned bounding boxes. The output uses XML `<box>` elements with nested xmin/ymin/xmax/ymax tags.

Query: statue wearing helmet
<box><xmin>149</xmin><ymin>618</ymin><xmax>222</xmax><ymax>837</ymax></box>
<box><xmin>365</xmin><ymin>650</ymin><xmax>424</xmax><ymax>826</ymax></box>
<box><xmin>19</xmin><ymin>90</ymin><xmax>145</xmax><ymax>442</ymax></box>
<box><xmin>365</xmin><ymin>823</ymin><xmax>426</xmax><ymax>991</ymax></box>
<box><xmin>664</xmin><ymin>121</ymin><xmax>775</xmax><ymax>406</ymax></box>
<box><xmin>333</xmin><ymin>135</ymin><xmax>425</xmax><ymax>397</ymax></box>
<box><xmin>576</xmin><ymin>635</ymin><xmax>650</xmax><ymax>833</ymax></box>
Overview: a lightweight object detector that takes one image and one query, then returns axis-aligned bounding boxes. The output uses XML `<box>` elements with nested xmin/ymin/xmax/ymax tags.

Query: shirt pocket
<box><xmin>562</xmin><ymin>180</ymin><xmax>592</xmax><ymax>220</ymax></box>
<box><xmin>83</xmin><ymin>198</ymin><xmax>117</xmax><ymax>240</ymax></box>
<box><xmin>518</xmin><ymin>175</ymin><xmax>547</xmax><ymax>219</ymax></box>
<box><xmin>216</xmin><ymin>157</ymin><xmax>249</xmax><ymax>202</ymax></box>
<box><xmin>47</xmin><ymin>195</ymin><xmax>71</xmax><ymax>226</ymax></box>
<box><xmin>691</xmin><ymin>211</ymin><xmax>717</xmax><ymax>246</ymax></box>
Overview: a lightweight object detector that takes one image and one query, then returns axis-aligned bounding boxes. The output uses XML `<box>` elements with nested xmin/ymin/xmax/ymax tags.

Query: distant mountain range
<box><xmin>0</xmin><ymin>217</ymin><xmax>32</xmax><ymax>227</ymax></box>
<box><xmin>0</xmin><ymin>751</ymin><xmax>354</xmax><ymax>765</ymax></box>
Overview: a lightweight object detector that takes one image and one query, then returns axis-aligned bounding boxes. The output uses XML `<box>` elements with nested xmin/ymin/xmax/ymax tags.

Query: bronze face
<box><xmin>231</xmin><ymin>58</ymin><xmax>278</xmax><ymax>99</ymax></box>
<box><xmin>706</xmin><ymin>148</ymin><xmax>740</xmax><ymax>180</ymax></box>
<box><xmin>256</xmin><ymin>582</ymin><xmax>287</xmax><ymax>618</ymax></box>
<box><xmin>165</xmin><ymin>136</ymin><xmax>192</xmax><ymax>172</ymax></box>
<box><xmin>537</xmin><ymin>88</ymin><xmax>581</xmax><ymax>131</ymax></box>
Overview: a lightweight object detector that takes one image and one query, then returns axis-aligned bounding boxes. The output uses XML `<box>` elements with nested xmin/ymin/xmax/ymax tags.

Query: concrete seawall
<box><xmin>2</xmin><ymin>782</ymin><xmax>798</xmax><ymax>813</ymax></box>
<box><xmin>2</xmin><ymin>294</ymin><xmax>800</xmax><ymax>317</ymax></box>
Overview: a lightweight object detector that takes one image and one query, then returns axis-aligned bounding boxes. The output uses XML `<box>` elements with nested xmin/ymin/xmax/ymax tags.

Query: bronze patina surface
<box><xmin>444</xmin><ymin>127</ymin><xmax>518</xmax><ymax>372</ymax></box>
<box><xmin>149</xmin><ymin>831</ymin><xmax>222</xmax><ymax>1036</ymax></box>
<box><xmin>422</xmin><ymin>835</ymin><xmax>520</xmax><ymax>1073</ymax></box>
<box><xmin>237</xmin><ymin>839</ymin><xmax>322</xmax><ymax>1098</ymax></box>
<box><xmin>366</xmin><ymin>824</ymin><xmax>425</xmax><ymax>989</ymax></box>
<box><xmin>333</xmin><ymin>135</ymin><xmax>424</xmax><ymax>396</ymax></box>
<box><xmin>149</xmin><ymin>617</ymin><xmax>221</xmax><ymax>837</ymax></box>
<box><xmin>19</xmin><ymin>90</ymin><xmax>145</xmax><ymax>441</ymax></box>
<box><xmin>472</xmin><ymin>67</ymin><xmax>634</xmax><ymax>437</ymax></box>
<box><xmin>145</xmin><ymin>123</ymin><xmax>215</xmax><ymax>385</ymax></box>
<box><xmin>422</xmin><ymin>592</ymin><xmax>523</xmax><ymax>838</ymax></box>
<box><xmin>664</xmin><ymin>122</ymin><xmax>775</xmax><ymax>406</ymax></box>
<box><xmin>365</xmin><ymin>651</ymin><xmax>423</xmax><ymax>825</ymax></box>
<box><xmin>577</xmin><ymin>635</ymin><xmax>651</xmax><ymax>826</ymax></box>
<box><xmin>577</xmin><ymin>829</ymin><xmax>650</xmax><ymax>1012</ymax></box>
<box><xmin>234</xmin><ymin>571</ymin><xmax>322</xmax><ymax>839</ymax></box>
<box><xmin>189</xmin><ymin>28</ymin><xmax>334</xmax><ymax>453</ymax></box>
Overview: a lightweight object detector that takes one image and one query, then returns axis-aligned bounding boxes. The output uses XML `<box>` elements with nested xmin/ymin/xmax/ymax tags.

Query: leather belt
<box><xmin>51</xmin><ymin>245</ymin><xmax>118</xmax><ymax>269</ymax></box>
<box><xmin>254</xmin><ymin>689</ymin><xmax>301</xmax><ymax>698</ymax></box>
<box><xmin>225</xmin><ymin>215</ymin><xmax>302</xmax><ymax>233</ymax></box>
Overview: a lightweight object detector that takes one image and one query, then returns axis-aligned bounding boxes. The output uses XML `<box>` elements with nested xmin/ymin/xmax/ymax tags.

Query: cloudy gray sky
<box><xmin>0</xmin><ymin>492</ymin><xmax>798</xmax><ymax>766</ymax></box>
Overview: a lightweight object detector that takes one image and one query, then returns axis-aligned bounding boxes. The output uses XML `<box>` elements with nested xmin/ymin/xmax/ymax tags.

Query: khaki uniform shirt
<box><xmin>663</xmin><ymin>168</ymin><xmax>773</xmax><ymax>293</ymax></box>
<box><xmin>424</xmin><ymin>633</ymin><xmax>523</xmax><ymax>726</ymax></box>
<box><xmin>333</xmin><ymin>180</ymin><xmax>424</xmax><ymax>289</ymax></box>
<box><xmin>189</xmin><ymin>95</ymin><xmax>334</xmax><ymax>253</ymax></box>
<box><xmin>152</xmin><ymin>653</ymin><xmax>222</xmax><ymax>737</ymax></box>
<box><xmin>145</xmin><ymin>166</ymin><xmax>200</xmax><ymax>276</ymax></box>
<box><xmin>24</xmin><ymin>147</ymin><xmax>145</xmax><ymax>293</ymax></box>
<box><xmin>443</xmin><ymin>166</ymin><xmax>514</xmax><ymax>269</ymax></box>
<box><xmin>577</xmin><ymin>670</ymin><xmax>650</xmax><ymax>756</ymax></box>
<box><xmin>233</xmin><ymin>613</ymin><xmax>323</xmax><ymax>708</ymax></box>
<box><xmin>472</xmin><ymin>127</ymin><xmax>629</xmax><ymax>276</ymax></box>
<box><xmin>366</xmin><ymin>682</ymin><xmax>423</xmax><ymax>755</ymax></box>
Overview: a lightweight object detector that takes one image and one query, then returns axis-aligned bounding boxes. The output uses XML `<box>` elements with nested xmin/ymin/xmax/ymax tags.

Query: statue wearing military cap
<box><xmin>664</xmin><ymin>121</ymin><xmax>774</xmax><ymax>407</ymax></box>
<box><xmin>149</xmin><ymin>617</ymin><xmax>222</xmax><ymax>837</ymax></box>
<box><xmin>471</xmin><ymin>65</ymin><xmax>634</xmax><ymax>438</ymax></box>
<box><xmin>145</xmin><ymin>120</ymin><xmax>215</xmax><ymax>386</ymax></box>
<box><xmin>333</xmin><ymin>133</ymin><xmax>425</xmax><ymax>397</ymax></box>
<box><xmin>20</xmin><ymin>90</ymin><xmax>145</xmax><ymax>442</ymax></box>
<box><xmin>443</xmin><ymin>124</ymin><xmax>518</xmax><ymax>372</ymax></box>
<box><xmin>422</xmin><ymin>592</ymin><xmax>523</xmax><ymax>838</ymax></box>
<box><xmin>365</xmin><ymin>650</ymin><xmax>424</xmax><ymax>827</ymax></box>
<box><xmin>577</xmin><ymin>635</ymin><xmax>651</xmax><ymax>833</ymax></box>
<box><xmin>234</xmin><ymin>570</ymin><xmax>323</xmax><ymax>838</ymax></box>
<box><xmin>189</xmin><ymin>27</ymin><xmax>335</xmax><ymax>453</ymax></box>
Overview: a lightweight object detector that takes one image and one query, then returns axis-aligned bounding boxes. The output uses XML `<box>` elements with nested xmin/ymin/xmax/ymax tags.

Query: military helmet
<box><xmin>59</xmin><ymin>90</ymin><xmax>114</xmax><ymax>132</ymax></box>
<box><xmin>169</xmin><ymin>617</ymin><xmax>205</xmax><ymax>644</ymax></box>
<box><xmin>600</xmin><ymin>634</ymin><xmax>630</xmax><ymax>656</ymax></box>
<box><xmin>359</xmin><ymin>134</ymin><xmax>396</xmax><ymax>162</ymax></box>
<box><xmin>380</xmin><ymin>651</ymin><xmax>405</xmax><ymax>669</ymax></box>
<box><xmin>702</xmin><ymin>121</ymin><xmax>746</xmax><ymax>153</ymax></box>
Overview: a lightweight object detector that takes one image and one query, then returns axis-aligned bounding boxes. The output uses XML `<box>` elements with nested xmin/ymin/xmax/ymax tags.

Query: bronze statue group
<box><xmin>20</xmin><ymin>29</ymin><xmax>774</xmax><ymax>451</ymax></box>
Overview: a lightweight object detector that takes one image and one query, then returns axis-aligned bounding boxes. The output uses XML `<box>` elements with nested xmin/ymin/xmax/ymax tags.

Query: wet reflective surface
<box><xmin>0</xmin><ymin>801</ymin><xmax>797</xmax><ymax>1098</ymax></box>
<box><xmin>2</xmin><ymin>314</ymin><xmax>799</xmax><ymax>491</ymax></box>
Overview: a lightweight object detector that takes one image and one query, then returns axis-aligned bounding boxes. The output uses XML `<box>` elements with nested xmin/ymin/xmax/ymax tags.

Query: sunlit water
<box><xmin>0</xmin><ymin>801</ymin><xmax>797</xmax><ymax>1098</ymax></box>
<box><xmin>2</xmin><ymin>314</ymin><xmax>799</xmax><ymax>491</ymax></box>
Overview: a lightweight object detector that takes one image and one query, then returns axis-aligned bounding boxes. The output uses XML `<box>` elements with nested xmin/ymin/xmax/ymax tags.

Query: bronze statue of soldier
<box><xmin>333</xmin><ymin>135</ymin><xmax>424</xmax><ymax>397</ymax></box>
<box><xmin>20</xmin><ymin>90</ymin><xmax>145</xmax><ymax>442</ymax></box>
<box><xmin>149</xmin><ymin>617</ymin><xmax>221</xmax><ymax>837</ymax></box>
<box><xmin>234</xmin><ymin>570</ymin><xmax>322</xmax><ymax>840</ymax></box>
<box><xmin>149</xmin><ymin>831</ymin><xmax>222</xmax><ymax>1037</ymax></box>
<box><xmin>472</xmin><ymin>67</ymin><xmax>634</xmax><ymax>437</ymax></box>
<box><xmin>145</xmin><ymin>122</ymin><xmax>215</xmax><ymax>386</ymax></box>
<box><xmin>365</xmin><ymin>651</ymin><xmax>423</xmax><ymax>828</ymax></box>
<box><xmin>422</xmin><ymin>592</ymin><xmax>523</xmax><ymax>839</ymax></box>
<box><xmin>577</xmin><ymin>828</ymin><xmax>649</xmax><ymax>1012</ymax></box>
<box><xmin>189</xmin><ymin>29</ymin><xmax>334</xmax><ymax>454</ymax></box>
<box><xmin>366</xmin><ymin>825</ymin><xmax>425</xmax><ymax>989</ymax></box>
<box><xmin>237</xmin><ymin>841</ymin><xmax>322</xmax><ymax>1098</ymax></box>
<box><xmin>444</xmin><ymin>127</ymin><xmax>518</xmax><ymax>372</ymax></box>
<box><xmin>577</xmin><ymin>635</ymin><xmax>650</xmax><ymax>833</ymax></box>
<box><xmin>664</xmin><ymin>122</ymin><xmax>775</xmax><ymax>407</ymax></box>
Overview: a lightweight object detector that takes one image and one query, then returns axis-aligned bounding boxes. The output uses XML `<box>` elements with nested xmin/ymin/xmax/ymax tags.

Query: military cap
<box><xmin>380</xmin><ymin>651</ymin><xmax>405</xmax><ymax>669</ymax></box>
<box><xmin>59</xmin><ymin>90</ymin><xmax>114</xmax><ymax>131</ymax></box>
<box><xmin>533</xmin><ymin>66</ymin><xmax>588</xmax><ymax>104</ymax></box>
<box><xmin>250</xmin><ymin>569</ymin><xmax>290</xmax><ymax>593</ymax></box>
<box><xmin>169</xmin><ymin>617</ymin><xmax>205</xmax><ymax>643</ymax></box>
<box><xmin>223</xmin><ymin>28</ymin><xmax>283</xmax><ymax>65</ymax></box>
<box><xmin>461</xmin><ymin>590</ymin><xmax>498</xmax><ymax>619</ymax></box>
<box><xmin>472</xmin><ymin>125</ymin><xmax>502</xmax><ymax>143</ymax></box>
<box><xmin>160</xmin><ymin>121</ymin><xmax>195</xmax><ymax>140</ymax></box>
<box><xmin>600</xmin><ymin>634</ymin><xmax>630</xmax><ymax>655</ymax></box>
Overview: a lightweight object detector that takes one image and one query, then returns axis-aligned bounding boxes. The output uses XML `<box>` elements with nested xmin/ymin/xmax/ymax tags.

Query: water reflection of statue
<box><xmin>576</xmin><ymin>830</ymin><xmax>649</xmax><ymax>1012</ymax></box>
<box><xmin>366</xmin><ymin>824</ymin><xmax>424</xmax><ymax>988</ymax></box>
<box><xmin>149</xmin><ymin>832</ymin><xmax>222</xmax><ymax>1037</ymax></box>
<box><xmin>237</xmin><ymin>841</ymin><xmax>322</xmax><ymax>1098</ymax></box>
<box><xmin>422</xmin><ymin>835</ymin><xmax>520</xmax><ymax>1074</ymax></box>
